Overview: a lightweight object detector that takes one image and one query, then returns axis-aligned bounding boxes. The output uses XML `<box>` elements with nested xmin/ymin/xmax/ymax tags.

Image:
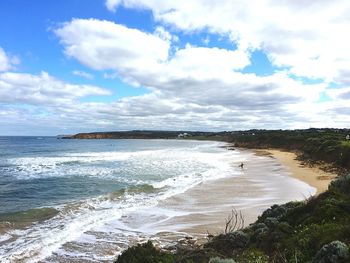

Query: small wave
<box><xmin>0</xmin><ymin>207</ymin><xmax>59</xmax><ymax>226</ymax></box>
<box><xmin>102</xmin><ymin>184</ymin><xmax>161</xmax><ymax>202</ymax></box>
<box><xmin>0</xmin><ymin>141</ymin><xmax>241</xmax><ymax>261</ymax></box>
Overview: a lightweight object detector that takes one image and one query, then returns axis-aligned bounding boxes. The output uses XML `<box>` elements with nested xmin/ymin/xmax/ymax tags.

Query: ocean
<box><xmin>0</xmin><ymin>137</ymin><xmax>315</xmax><ymax>262</ymax></box>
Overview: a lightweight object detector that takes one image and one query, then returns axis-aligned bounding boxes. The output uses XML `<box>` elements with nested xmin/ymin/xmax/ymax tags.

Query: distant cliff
<box><xmin>63</xmin><ymin>130</ymin><xmax>219</xmax><ymax>140</ymax></box>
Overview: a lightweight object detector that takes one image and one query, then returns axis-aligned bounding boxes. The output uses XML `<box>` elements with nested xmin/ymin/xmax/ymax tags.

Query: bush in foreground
<box><xmin>313</xmin><ymin>241</ymin><xmax>349</xmax><ymax>263</ymax></box>
<box><xmin>209</xmin><ymin>257</ymin><xmax>236</xmax><ymax>263</ymax></box>
<box><xmin>115</xmin><ymin>241</ymin><xmax>174</xmax><ymax>263</ymax></box>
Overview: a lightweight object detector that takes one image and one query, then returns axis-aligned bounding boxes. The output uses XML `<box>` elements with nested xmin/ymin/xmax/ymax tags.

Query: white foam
<box><xmin>0</xmin><ymin>234</ymin><xmax>12</xmax><ymax>243</ymax></box>
<box><xmin>1</xmin><ymin>141</ymin><xmax>242</xmax><ymax>262</ymax></box>
<box><xmin>4</xmin><ymin>143</ymin><xmax>239</xmax><ymax>181</ymax></box>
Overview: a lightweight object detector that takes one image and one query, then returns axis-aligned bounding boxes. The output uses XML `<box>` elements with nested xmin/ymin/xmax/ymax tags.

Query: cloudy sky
<box><xmin>0</xmin><ymin>0</ymin><xmax>349</xmax><ymax>135</ymax></box>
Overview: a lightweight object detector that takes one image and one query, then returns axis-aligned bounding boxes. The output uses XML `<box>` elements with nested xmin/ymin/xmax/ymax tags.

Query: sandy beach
<box><xmin>258</xmin><ymin>149</ymin><xmax>337</xmax><ymax>195</ymax></box>
<box><xmin>150</xmin><ymin>147</ymin><xmax>335</xmax><ymax>240</ymax></box>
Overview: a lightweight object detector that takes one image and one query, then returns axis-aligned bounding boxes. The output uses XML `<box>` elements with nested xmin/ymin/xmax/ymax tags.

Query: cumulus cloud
<box><xmin>105</xmin><ymin>0</ymin><xmax>350</xmax><ymax>83</ymax></box>
<box><xmin>0</xmin><ymin>71</ymin><xmax>111</xmax><ymax>106</ymax></box>
<box><xmin>38</xmin><ymin>1</ymin><xmax>341</xmax><ymax>131</ymax></box>
<box><xmin>55</xmin><ymin>19</ymin><xmax>170</xmax><ymax>72</ymax></box>
<box><xmin>48</xmin><ymin>17</ymin><xmax>348</xmax><ymax>132</ymax></box>
<box><xmin>55</xmin><ymin>19</ymin><xmax>251</xmax><ymax>86</ymax></box>
<box><xmin>0</xmin><ymin>46</ymin><xmax>20</xmax><ymax>71</ymax></box>
<box><xmin>55</xmin><ymin>19</ymin><xmax>249</xmax><ymax>76</ymax></box>
<box><xmin>55</xmin><ymin>18</ymin><xmax>323</xmax><ymax>110</ymax></box>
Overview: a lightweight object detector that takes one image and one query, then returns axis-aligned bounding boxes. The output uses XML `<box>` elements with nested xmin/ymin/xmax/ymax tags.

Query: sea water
<box><xmin>0</xmin><ymin>137</ymin><xmax>315</xmax><ymax>262</ymax></box>
<box><xmin>0</xmin><ymin>137</ymin><xmax>242</xmax><ymax>262</ymax></box>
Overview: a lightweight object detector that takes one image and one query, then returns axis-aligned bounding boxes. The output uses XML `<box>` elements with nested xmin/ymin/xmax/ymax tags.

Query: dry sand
<box><xmin>259</xmin><ymin>149</ymin><xmax>337</xmax><ymax>195</ymax></box>
<box><xmin>153</xmin><ymin>148</ymin><xmax>334</xmax><ymax>239</ymax></box>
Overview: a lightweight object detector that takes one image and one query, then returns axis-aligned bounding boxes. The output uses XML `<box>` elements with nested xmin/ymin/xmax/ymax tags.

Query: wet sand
<box><xmin>152</xmin><ymin>148</ymin><xmax>320</xmax><ymax>239</ymax></box>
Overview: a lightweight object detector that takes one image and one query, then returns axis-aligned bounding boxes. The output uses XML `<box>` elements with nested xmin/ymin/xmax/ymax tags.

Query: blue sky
<box><xmin>0</xmin><ymin>0</ymin><xmax>150</xmax><ymax>99</ymax></box>
<box><xmin>0</xmin><ymin>0</ymin><xmax>349</xmax><ymax>135</ymax></box>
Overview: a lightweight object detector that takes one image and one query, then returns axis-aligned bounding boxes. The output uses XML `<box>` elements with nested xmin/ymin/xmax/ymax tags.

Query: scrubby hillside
<box><xmin>228</xmin><ymin>128</ymin><xmax>350</xmax><ymax>170</ymax></box>
<box><xmin>115</xmin><ymin>175</ymin><xmax>350</xmax><ymax>263</ymax></box>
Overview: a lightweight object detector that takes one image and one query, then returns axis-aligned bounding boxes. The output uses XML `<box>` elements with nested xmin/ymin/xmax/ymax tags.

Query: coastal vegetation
<box><xmin>227</xmin><ymin>128</ymin><xmax>350</xmax><ymax>171</ymax></box>
<box><xmin>115</xmin><ymin>175</ymin><xmax>350</xmax><ymax>263</ymax></box>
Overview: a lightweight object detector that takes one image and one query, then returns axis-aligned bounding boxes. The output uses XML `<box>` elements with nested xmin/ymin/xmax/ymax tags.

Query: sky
<box><xmin>0</xmin><ymin>0</ymin><xmax>350</xmax><ymax>135</ymax></box>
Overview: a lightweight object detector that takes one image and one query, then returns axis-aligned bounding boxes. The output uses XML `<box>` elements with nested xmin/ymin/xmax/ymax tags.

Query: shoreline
<box><xmin>154</xmin><ymin>146</ymin><xmax>339</xmax><ymax>239</ymax></box>
<box><xmin>152</xmin><ymin>147</ymin><xmax>318</xmax><ymax>239</ymax></box>
<box><xmin>254</xmin><ymin>148</ymin><xmax>338</xmax><ymax>195</ymax></box>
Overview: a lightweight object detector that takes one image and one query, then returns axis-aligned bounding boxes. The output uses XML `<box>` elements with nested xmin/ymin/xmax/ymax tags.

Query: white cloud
<box><xmin>105</xmin><ymin>0</ymin><xmax>350</xmax><ymax>83</ymax></box>
<box><xmin>326</xmin><ymin>87</ymin><xmax>350</xmax><ymax>100</ymax></box>
<box><xmin>55</xmin><ymin>19</ymin><xmax>251</xmax><ymax>82</ymax></box>
<box><xmin>105</xmin><ymin>0</ymin><xmax>122</xmax><ymax>12</ymax></box>
<box><xmin>154</xmin><ymin>26</ymin><xmax>178</xmax><ymax>42</ymax></box>
<box><xmin>72</xmin><ymin>70</ymin><xmax>94</xmax><ymax>79</ymax></box>
<box><xmin>0</xmin><ymin>46</ymin><xmax>20</xmax><ymax>71</ymax></box>
<box><xmin>55</xmin><ymin>19</ymin><xmax>170</xmax><ymax>72</ymax></box>
<box><xmin>166</xmin><ymin>45</ymin><xmax>250</xmax><ymax>73</ymax></box>
<box><xmin>0</xmin><ymin>70</ymin><xmax>344</xmax><ymax>135</ymax></box>
<box><xmin>52</xmin><ymin>17</ymin><xmax>347</xmax><ymax>131</ymax></box>
<box><xmin>0</xmin><ymin>71</ymin><xmax>111</xmax><ymax>106</ymax></box>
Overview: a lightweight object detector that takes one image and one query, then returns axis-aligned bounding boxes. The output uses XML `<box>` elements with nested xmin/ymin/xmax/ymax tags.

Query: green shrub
<box><xmin>209</xmin><ymin>257</ymin><xmax>236</xmax><ymax>263</ymax></box>
<box><xmin>115</xmin><ymin>241</ymin><xmax>174</xmax><ymax>263</ymax></box>
<box><xmin>329</xmin><ymin>174</ymin><xmax>350</xmax><ymax>195</ymax></box>
<box><xmin>204</xmin><ymin>231</ymin><xmax>250</xmax><ymax>257</ymax></box>
<box><xmin>313</xmin><ymin>240</ymin><xmax>350</xmax><ymax>263</ymax></box>
<box><xmin>236</xmin><ymin>248</ymin><xmax>269</xmax><ymax>263</ymax></box>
